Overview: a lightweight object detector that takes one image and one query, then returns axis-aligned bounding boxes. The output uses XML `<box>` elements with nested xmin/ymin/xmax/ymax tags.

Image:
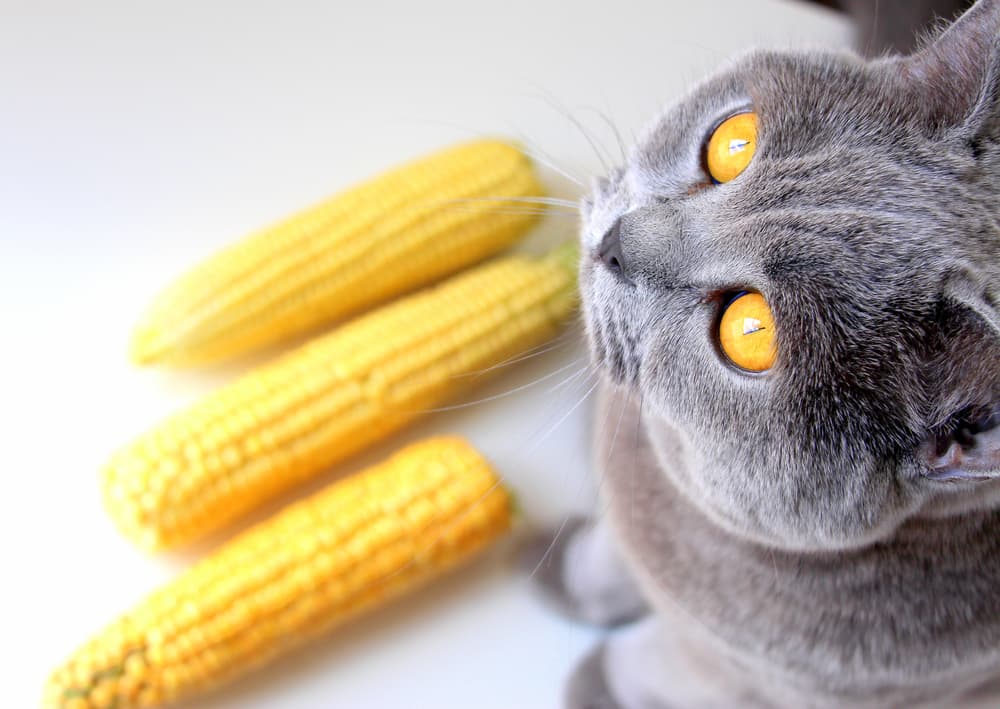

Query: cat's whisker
<box><xmin>526</xmin><ymin>514</ymin><xmax>574</xmax><ymax>581</ymax></box>
<box><xmin>525</xmin><ymin>376</ymin><xmax>599</xmax><ymax>456</ymax></box>
<box><xmin>515</xmin><ymin>196</ymin><xmax>581</xmax><ymax>209</ymax></box>
<box><xmin>438</xmin><ymin>196</ymin><xmax>581</xmax><ymax>210</ymax></box>
<box><xmin>407</xmin><ymin>192</ymin><xmax>578</xmax><ymax>216</ymax></box>
<box><xmin>518</xmin><ymin>366</ymin><xmax>594</xmax><ymax>451</ymax></box>
<box><xmin>864</xmin><ymin>0</ymin><xmax>880</xmax><ymax>58</ymax></box>
<box><xmin>543</xmin><ymin>360</ymin><xmax>592</xmax><ymax>396</ymax></box>
<box><xmin>451</xmin><ymin>331</ymin><xmax>579</xmax><ymax>379</ymax></box>
<box><xmin>417</xmin><ymin>196</ymin><xmax>578</xmax><ymax>215</ymax></box>
<box><xmin>412</xmin><ymin>358</ymin><xmax>586</xmax><ymax>414</ymax></box>
<box><xmin>630</xmin><ymin>394</ymin><xmax>643</xmax><ymax>534</ymax></box>
<box><xmin>588</xmin><ymin>384</ymin><xmax>618</xmax><ymax>515</ymax></box>
<box><xmin>357</xmin><ymin>473</ymin><xmax>511</xmax><ymax>592</ymax></box>
<box><xmin>421</xmin><ymin>363</ymin><xmax>596</xmax><ymax>588</ymax></box>
<box><xmin>434</xmin><ymin>206</ymin><xmax>580</xmax><ymax>218</ymax></box>
<box><xmin>595</xmin><ymin>387</ymin><xmax>630</xmax><ymax>502</ymax></box>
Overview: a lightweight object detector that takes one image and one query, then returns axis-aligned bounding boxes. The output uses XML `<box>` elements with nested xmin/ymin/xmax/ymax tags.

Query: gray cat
<box><xmin>527</xmin><ymin>1</ymin><xmax>1000</xmax><ymax>706</ymax></box>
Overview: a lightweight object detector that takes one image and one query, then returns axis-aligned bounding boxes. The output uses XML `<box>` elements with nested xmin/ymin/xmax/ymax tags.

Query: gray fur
<box><xmin>524</xmin><ymin>515</ymin><xmax>648</xmax><ymax>627</ymax></box>
<box><xmin>565</xmin><ymin>645</ymin><xmax>622</xmax><ymax>709</ymax></box>
<box><xmin>540</xmin><ymin>1</ymin><xmax>1000</xmax><ymax>706</ymax></box>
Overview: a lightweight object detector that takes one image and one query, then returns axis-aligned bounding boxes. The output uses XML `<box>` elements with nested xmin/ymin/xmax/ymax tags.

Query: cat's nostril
<box><xmin>597</xmin><ymin>218</ymin><xmax>628</xmax><ymax>280</ymax></box>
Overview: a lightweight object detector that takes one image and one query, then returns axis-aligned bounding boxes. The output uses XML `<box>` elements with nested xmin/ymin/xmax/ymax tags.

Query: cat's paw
<box><xmin>520</xmin><ymin>516</ymin><xmax>590</xmax><ymax>619</ymax></box>
<box><xmin>520</xmin><ymin>516</ymin><xmax>647</xmax><ymax>627</ymax></box>
<box><xmin>567</xmin><ymin>621</ymin><xmax>692</xmax><ymax>709</ymax></box>
<box><xmin>565</xmin><ymin>644</ymin><xmax>622</xmax><ymax>709</ymax></box>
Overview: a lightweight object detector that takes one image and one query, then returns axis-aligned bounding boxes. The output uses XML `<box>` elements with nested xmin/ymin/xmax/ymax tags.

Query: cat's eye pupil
<box><xmin>718</xmin><ymin>291</ymin><xmax>776</xmax><ymax>373</ymax></box>
<box><xmin>706</xmin><ymin>112</ymin><xmax>758</xmax><ymax>184</ymax></box>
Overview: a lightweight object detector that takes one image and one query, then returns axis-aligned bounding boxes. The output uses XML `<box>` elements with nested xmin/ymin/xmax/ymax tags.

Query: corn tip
<box><xmin>128</xmin><ymin>323</ymin><xmax>161</xmax><ymax>366</ymax></box>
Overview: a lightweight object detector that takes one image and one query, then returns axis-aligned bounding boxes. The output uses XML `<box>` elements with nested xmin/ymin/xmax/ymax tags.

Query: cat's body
<box><xmin>529</xmin><ymin>2</ymin><xmax>1000</xmax><ymax>707</ymax></box>
<box><xmin>582</xmin><ymin>387</ymin><xmax>1000</xmax><ymax>708</ymax></box>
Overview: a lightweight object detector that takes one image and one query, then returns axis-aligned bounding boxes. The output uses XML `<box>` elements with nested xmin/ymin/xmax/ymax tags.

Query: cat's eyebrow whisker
<box><xmin>413</xmin><ymin>358</ymin><xmax>586</xmax><ymax>414</ymax></box>
<box><xmin>529</xmin><ymin>91</ymin><xmax>615</xmax><ymax>175</ymax></box>
<box><xmin>377</xmin><ymin>113</ymin><xmax>589</xmax><ymax>187</ymax></box>
<box><xmin>580</xmin><ymin>105</ymin><xmax>629</xmax><ymax>164</ymax></box>
<box><xmin>501</xmin><ymin>119</ymin><xmax>589</xmax><ymax>188</ymax></box>
<box><xmin>563</xmin><ymin>109</ymin><xmax>614</xmax><ymax>175</ymax></box>
<box><xmin>517</xmin><ymin>146</ymin><xmax>586</xmax><ymax>188</ymax></box>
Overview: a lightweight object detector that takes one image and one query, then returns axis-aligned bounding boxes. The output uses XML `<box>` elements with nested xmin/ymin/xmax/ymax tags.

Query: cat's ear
<box><xmin>920</xmin><ymin>274</ymin><xmax>1000</xmax><ymax>482</ymax></box>
<box><xmin>895</xmin><ymin>0</ymin><xmax>1000</xmax><ymax>131</ymax></box>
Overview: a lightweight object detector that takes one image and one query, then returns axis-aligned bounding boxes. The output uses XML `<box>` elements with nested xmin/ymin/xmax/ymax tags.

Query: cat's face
<box><xmin>579</xmin><ymin>1</ymin><xmax>1000</xmax><ymax>551</ymax></box>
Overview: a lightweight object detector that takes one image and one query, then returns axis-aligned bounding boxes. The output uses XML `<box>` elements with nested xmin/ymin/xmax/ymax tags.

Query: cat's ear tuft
<box><xmin>896</xmin><ymin>0</ymin><xmax>1000</xmax><ymax>131</ymax></box>
<box><xmin>920</xmin><ymin>274</ymin><xmax>1000</xmax><ymax>482</ymax></box>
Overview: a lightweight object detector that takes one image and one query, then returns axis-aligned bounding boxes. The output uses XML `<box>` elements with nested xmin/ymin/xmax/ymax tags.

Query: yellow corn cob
<box><xmin>131</xmin><ymin>139</ymin><xmax>545</xmax><ymax>367</ymax></box>
<box><xmin>47</xmin><ymin>437</ymin><xmax>512</xmax><ymax>709</ymax></box>
<box><xmin>104</xmin><ymin>243</ymin><xmax>578</xmax><ymax>550</ymax></box>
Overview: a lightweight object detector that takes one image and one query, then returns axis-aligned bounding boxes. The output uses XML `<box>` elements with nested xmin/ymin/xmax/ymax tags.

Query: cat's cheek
<box><xmin>578</xmin><ymin>264</ymin><xmax>622</xmax><ymax>376</ymax></box>
<box><xmin>636</xmin><ymin>304</ymin><xmax>723</xmax><ymax>409</ymax></box>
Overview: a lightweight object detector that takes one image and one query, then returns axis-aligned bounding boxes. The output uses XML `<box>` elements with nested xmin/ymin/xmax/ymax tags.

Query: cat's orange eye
<box><xmin>718</xmin><ymin>291</ymin><xmax>776</xmax><ymax>372</ymax></box>
<box><xmin>706</xmin><ymin>112</ymin><xmax>758</xmax><ymax>184</ymax></box>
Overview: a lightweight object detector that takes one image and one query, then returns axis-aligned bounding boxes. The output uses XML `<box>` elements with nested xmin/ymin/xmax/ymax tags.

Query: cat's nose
<box><xmin>596</xmin><ymin>218</ymin><xmax>628</xmax><ymax>281</ymax></box>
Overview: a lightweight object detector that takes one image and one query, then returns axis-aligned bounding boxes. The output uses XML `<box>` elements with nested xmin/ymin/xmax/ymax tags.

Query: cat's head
<box><xmin>580</xmin><ymin>0</ymin><xmax>1000</xmax><ymax>551</ymax></box>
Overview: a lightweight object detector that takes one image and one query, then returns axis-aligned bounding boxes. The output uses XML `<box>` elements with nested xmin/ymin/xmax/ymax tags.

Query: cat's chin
<box><xmin>635</xmin><ymin>405</ymin><xmax>927</xmax><ymax>553</ymax></box>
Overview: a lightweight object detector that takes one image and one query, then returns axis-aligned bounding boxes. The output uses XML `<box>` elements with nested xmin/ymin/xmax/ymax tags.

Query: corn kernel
<box><xmin>103</xmin><ymin>245</ymin><xmax>577</xmax><ymax>550</ymax></box>
<box><xmin>48</xmin><ymin>438</ymin><xmax>512</xmax><ymax>709</ymax></box>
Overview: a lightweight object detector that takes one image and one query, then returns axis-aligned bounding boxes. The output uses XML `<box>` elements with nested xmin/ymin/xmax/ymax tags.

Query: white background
<box><xmin>1</xmin><ymin>2</ymin><xmax>849</xmax><ymax>707</ymax></box>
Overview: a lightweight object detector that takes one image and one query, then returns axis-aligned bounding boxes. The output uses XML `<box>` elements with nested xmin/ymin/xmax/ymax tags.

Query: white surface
<box><xmin>0</xmin><ymin>2</ymin><xmax>849</xmax><ymax>707</ymax></box>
